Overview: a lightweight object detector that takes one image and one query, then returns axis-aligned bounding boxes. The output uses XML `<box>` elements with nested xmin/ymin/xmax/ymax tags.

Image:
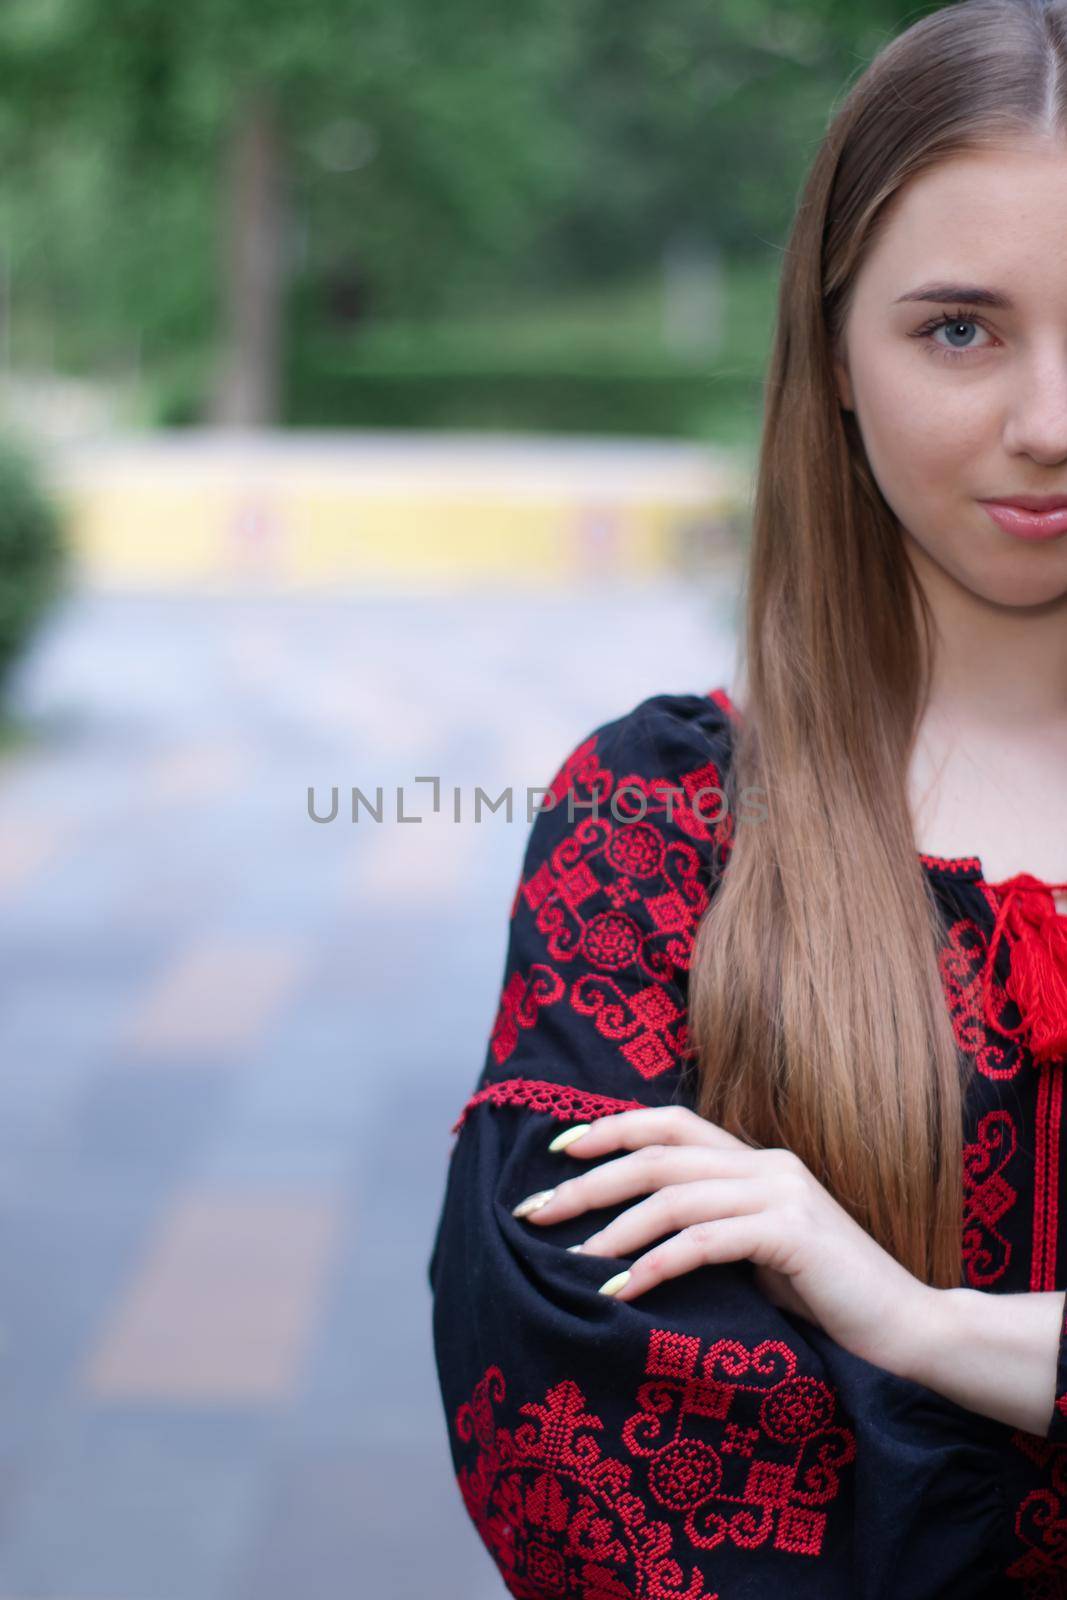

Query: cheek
<box><xmin>855</xmin><ymin>370</ymin><xmax>983</xmax><ymax>517</ymax></box>
<box><xmin>847</xmin><ymin>355</ymin><xmax>1067</xmax><ymax>604</ymax></box>
<box><xmin>861</xmin><ymin>417</ymin><xmax>954</xmax><ymax>523</ymax></box>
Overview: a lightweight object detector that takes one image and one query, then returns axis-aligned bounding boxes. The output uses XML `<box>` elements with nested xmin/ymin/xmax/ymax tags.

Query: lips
<box><xmin>979</xmin><ymin>500</ymin><xmax>1067</xmax><ymax>541</ymax></box>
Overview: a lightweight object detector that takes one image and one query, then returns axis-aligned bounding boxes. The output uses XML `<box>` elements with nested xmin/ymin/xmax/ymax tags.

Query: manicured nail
<box><xmin>549</xmin><ymin>1123</ymin><xmax>591</xmax><ymax>1153</ymax></box>
<box><xmin>566</xmin><ymin>1243</ymin><xmax>586</xmax><ymax>1254</ymax></box>
<box><xmin>598</xmin><ymin>1270</ymin><xmax>631</xmax><ymax>1296</ymax></box>
<box><xmin>511</xmin><ymin>1188</ymin><xmax>555</xmax><ymax>1218</ymax></box>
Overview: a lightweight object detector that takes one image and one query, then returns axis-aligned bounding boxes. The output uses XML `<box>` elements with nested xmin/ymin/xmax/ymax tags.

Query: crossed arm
<box><xmin>889</xmin><ymin>1284</ymin><xmax>1067</xmax><ymax>1437</ymax></box>
<box><xmin>513</xmin><ymin>1103</ymin><xmax>1067</xmax><ymax>1442</ymax></box>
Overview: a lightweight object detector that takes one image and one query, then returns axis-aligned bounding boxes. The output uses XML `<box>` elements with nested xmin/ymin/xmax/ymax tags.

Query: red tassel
<box><xmin>980</xmin><ymin>873</ymin><xmax>1067</xmax><ymax>1066</ymax></box>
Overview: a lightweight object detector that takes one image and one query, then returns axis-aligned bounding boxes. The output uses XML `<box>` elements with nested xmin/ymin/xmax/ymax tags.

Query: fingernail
<box><xmin>549</xmin><ymin>1123</ymin><xmax>591</xmax><ymax>1153</ymax></box>
<box><xmin>566</xmin><ymin>1243</ymin><xmax>586</xmax><ymax>1254</ymax></box>
<box><xmin>511</xmin><ymin>1188</ymin><xmax>555</xmax><ymax>1218</ymax></box>
<box><xmin>598</xmin><ymin>1270</ymin><xmax>631</xmax><ymax>1296</ymax></box>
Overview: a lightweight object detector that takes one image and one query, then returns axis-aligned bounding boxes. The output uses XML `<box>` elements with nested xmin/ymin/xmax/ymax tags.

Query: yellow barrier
<box><xmin>46</xmin><ymin>431</ymin><xmax>749</xmax><ymax>591</ymax></box>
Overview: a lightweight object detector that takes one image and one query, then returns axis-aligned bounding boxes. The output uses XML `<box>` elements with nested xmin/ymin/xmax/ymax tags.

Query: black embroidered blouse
<box><xmin>428</xmin><ymin>686</ymin><xmax>1067</xmax><ymax>1597</ymax></box>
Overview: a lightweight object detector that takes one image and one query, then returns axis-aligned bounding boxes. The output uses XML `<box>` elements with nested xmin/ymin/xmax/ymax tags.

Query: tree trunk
<box><xmin>211</xmin><ymin>88</ymin><xmax>287</xmax><ymax>428</ymax></box>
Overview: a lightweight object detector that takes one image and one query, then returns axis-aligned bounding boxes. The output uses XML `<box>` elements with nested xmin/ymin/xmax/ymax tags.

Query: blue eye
<box><xmin>912</xmin><ymin>309</ymin><xmax>995</xmax><ymax>362</ymax></box>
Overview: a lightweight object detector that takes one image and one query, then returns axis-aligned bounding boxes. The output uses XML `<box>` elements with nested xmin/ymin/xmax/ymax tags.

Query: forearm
<box><xmin>890</xmin><ymin>1285</ymin><xmax>1066</xmax><ymax>1435</ymax></box>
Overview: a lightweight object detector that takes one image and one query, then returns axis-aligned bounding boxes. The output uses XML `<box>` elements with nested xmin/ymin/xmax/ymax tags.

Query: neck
<box><xmin>903</xmin><ymin>530</ymin><xmax>1067</xmax><ymax>731</ymax></box>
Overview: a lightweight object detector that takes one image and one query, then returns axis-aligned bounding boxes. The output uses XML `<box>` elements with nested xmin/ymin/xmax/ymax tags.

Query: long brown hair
<box><xmin>687</xmin><ymin>0</ymin><xmax>1067</xmax><ymax>1289</ymax></box>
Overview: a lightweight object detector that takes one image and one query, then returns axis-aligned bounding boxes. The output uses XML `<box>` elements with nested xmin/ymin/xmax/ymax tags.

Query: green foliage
<box><xmin>0</xmin><ymin>0</ymin><xmax>586</xmax><ymax>358</ymax></box>
<box><xmin>0</xmin><ymin>434</ymin><xmax>70</xmax><ymax>700</ymax></box>
<box><xmin>285</xmin><ymin>345</ymin><xmax>762</xmax><ymax>440</ymax></box>
<box><xmin>0</xmin><ymin>0</ymin><xmax>933</xmax><ymax>427</ymax></box>
<box><xmin>145</xmin><ymin>259</ymin><xmax>774</xmax><ymax>444</ymax></box>
<box><xmin>283</xmin><ymin>261</ymin><xmax>772</xmax><ymax>442</ymax></box>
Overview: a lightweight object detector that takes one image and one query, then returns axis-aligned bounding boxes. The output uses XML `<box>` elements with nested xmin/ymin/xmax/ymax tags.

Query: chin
<box><xmin>957</xmin><ymin>563</ymin><xmax>1067</xmax><ymax>609</ymax></box>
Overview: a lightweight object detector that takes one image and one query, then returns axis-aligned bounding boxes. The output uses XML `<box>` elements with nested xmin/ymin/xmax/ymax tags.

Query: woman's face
<box><xmin>834</xmin><ymin>136</ymin><xmax>1067</xmax><ymax>610</ymax></box>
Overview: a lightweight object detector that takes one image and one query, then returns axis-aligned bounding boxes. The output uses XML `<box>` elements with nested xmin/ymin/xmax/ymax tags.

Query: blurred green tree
<box><xmin>0</xmin><ymin>0</ymin><xmax>584</xmax><ymax>422</ymax></box>
<box><xmin>0</xmin><ymin>0</ymin><xmax>929</xmax><ymax>425</ymax></box>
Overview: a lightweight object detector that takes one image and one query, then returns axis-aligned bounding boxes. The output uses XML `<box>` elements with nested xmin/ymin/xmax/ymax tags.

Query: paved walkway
<box><xmin>0</xmin><ymin>577</ymin><xmax>739</xmax><ymax>1599</ymax></box>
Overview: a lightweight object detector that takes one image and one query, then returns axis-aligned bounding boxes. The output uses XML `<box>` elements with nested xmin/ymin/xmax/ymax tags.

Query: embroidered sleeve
<box><xmin>428</xmin><ymin>695</ymin><xmax>1009</xmax><ymax>1595</ymax></box>
<box><xmin>1045</xmin><ymin>1293</ymin><xmax>1067</xmax><ymax>1440</ymax></box>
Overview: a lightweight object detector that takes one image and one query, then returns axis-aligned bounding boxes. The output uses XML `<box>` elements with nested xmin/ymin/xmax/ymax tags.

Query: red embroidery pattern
<box><xmin>570</xmin><ymin>976</ymin><xmax>690</xmax><ymax>1080</ymax></box>
<box><xmin>621</xmin><ymin>1328</ymin><xmax>856</xmax><ymax>1558</ymax></box>
<box><xmin>489</xmin><ymin>967</ymin><xmax>567</xmax><ymax>1066</ymax></box>
<box><xmin>450</xmin><ymin>1076</ymin><xmax>648</xmax><ymax>1138</ymax></box>
<box><xmin>521</xmin><ymin>802</ymin><xmax>711</xmax><ymax>982</ymax></box>
<box><xmin>453</xmin><ymin>1328</ymin><xmax>856</xmax><ymax>1598</ymax></box>
<box><xmin>1032</xmin><ymin>1065</ymin><xmax>1065</xmax><ymax>1296</ymax></box>
<box><xmin>961</xmin><ymin>1110</ymin><xmax>1019</xmax><ymax>1287</ymax></box>
<box><xmin>1005</xmin><ymin>1427</ymin><xmax>1067</xmax><ymax>1590</ymax></box>
<box><xmin>938</xmin><ymin>916</ymin><xmax>1022</xmax><ymax>1080</ymax></box>
<box><xmin>485</xmin><ymin>722</ymin><xmax>729</xmax><ymax>1092</ymax></box>
<box><xmin>487</xmin><ymin>961</ymin><xmax>692</xmax><ymax>1083</ymax></box>
<box><xmin>546</xmin><ymin>733</ymin><xmax>613</xmax><ymax>806</ymax></box>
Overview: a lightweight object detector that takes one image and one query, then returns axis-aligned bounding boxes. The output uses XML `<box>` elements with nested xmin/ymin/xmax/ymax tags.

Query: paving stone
<box><xmin>0</xmin><ymin>578</ymin><xmax>737</xmax><ymax>1597</ymax></box>
<box><xmin>0</xmin><ymin>1407</ymin><xmax>278</xmax><ymax>1600</ymax></box>
<box><xmin>84</xmin><ymin>1191</ymin><xmax>341</xmax><ymax>1403</ymax></box>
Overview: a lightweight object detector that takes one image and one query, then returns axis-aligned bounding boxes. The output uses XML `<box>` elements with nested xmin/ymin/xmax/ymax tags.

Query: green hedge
<box><xmin>283</xmin><ymin>341</ymin><xmax>763</xmax><ymax>440</ymax></box>
<box><xmin>148</xmin><ymin>332</ymin><xmax>765</xmax><ymax>444</ymax></box>
<box><xmin>0</xmin><ymin>434</ymin><xmax>69</xmax><ymax>703</ymax></box>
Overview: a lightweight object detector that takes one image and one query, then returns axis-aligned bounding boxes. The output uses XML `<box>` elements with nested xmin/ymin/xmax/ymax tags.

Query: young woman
<box><xmin>428</xmin><ymin>1</ymin><xmax>1067</xmax><ymax>1592</ymax></box>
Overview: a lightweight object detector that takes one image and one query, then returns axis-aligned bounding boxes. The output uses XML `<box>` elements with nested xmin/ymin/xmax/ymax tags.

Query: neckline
<box><xmin>915</xmin><ymin>849</ymin><xmax>984</xmax><ymax>880</ymax></box>
<box><xmin>704</xmin><ymin>684</ymin><xmax>1065</xmax><ymax>904</ymax></box>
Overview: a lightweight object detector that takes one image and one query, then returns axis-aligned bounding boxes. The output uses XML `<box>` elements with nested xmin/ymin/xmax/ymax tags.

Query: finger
<box><xmin>577</xmin><ymin>1177</ymin><xmax>766</xmax><ymax>1258</ymax></box>
<box><xmin>600</xmin><ymin>1213</ymin><xmax>771</xmax><ymax>1301</ymax></box>
<box><xmin>549</xmin><ymin>1104</ymin><xmax>756</xmax><ymax>1162</ymax></box>
<box><xmin>520</xmin><ymin>1144</ymin><xmax>760</xmax><ymax>1226</ymax></box>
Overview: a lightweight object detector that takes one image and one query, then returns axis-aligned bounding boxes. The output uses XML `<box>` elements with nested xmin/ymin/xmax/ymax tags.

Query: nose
<box><xmin>1002</xmin><ymin>353</ymin><xmax>1067</xmax><ymax>465</ymax></box>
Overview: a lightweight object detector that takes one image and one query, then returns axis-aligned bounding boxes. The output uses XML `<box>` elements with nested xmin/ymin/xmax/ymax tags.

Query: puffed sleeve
<box><xmin>427</xmin><ymin>692</ymin><xmax>1012</xmax><ymax>1599</ymax></box>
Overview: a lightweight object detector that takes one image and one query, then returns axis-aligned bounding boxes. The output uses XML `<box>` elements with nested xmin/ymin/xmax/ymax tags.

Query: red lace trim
<box><xmin>918</xmin><ymin>850</ymin><xmax>984</xmax><ymax>877</ymax></box>
<box><xmin>450</xmin><ymin>1076</ymin><xmax>649</xmax><ymax>1137</ymax></box>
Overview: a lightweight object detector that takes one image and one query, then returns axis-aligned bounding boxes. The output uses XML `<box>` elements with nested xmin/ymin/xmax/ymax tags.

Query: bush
<box><xmin>284</xmin><ymin>341</ymin><xmax>763</xmax><ymax>440</ymax></box>
<box><xmin>0</xmin><ymin>433</ymin><xmax>69</xmax><ymax>702</ymax></box>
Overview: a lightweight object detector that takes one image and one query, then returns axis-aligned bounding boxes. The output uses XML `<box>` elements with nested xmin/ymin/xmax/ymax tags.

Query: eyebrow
<box><xmin>893</xmin><ymin>282</ymin><xmax>1014</xmax><ymax>309</ymax></box>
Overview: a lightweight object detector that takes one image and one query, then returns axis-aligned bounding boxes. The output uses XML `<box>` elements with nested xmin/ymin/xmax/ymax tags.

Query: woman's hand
<box><xmin>511</xmin><ymin>1104</ymin><xmax>938</xmax><ymax>1378</ymax></box>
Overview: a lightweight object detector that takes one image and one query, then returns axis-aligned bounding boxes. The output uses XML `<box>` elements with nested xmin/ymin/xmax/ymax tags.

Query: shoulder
<box><xmin>475</xmin><ymin>689</ymin><xmax>739</xmax><ymax>1113</ymax></box>
<box><xmin>550</xmin><ymin>686</ymin><xmax>738</xmax><ymax>799</ymax></box>
<box><xmin>593</xmin><ymin>685</ymin><xmax>737</xmax><ymax>769</ymax></box>
<box><xmin>535</xmin><ymin>685</ymin><xmax>739</xmax><ymax>863</ymax></box>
